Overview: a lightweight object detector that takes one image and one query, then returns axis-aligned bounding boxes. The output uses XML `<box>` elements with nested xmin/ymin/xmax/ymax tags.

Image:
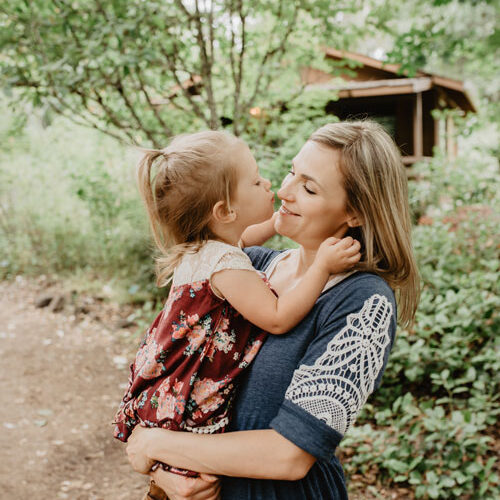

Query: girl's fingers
<box><xmin>322</xmin><ymin>236</ymin><xmax>341</xmax><ymax>246</ymax></box>
<box><xmin>149</xmin><ymin>468</ymin><xmax>220</xmax><ymax>499</ymax></box>
<box><xmin>199</xmin><ymin>473</ymin><xmax>219</xmax><ymax>483</ymax></box>
<box><xmin>336</xmin><ymin>236</ymin><xmax>353</xmax><ymax>247</ymax></box>
<box><xmin>336</xmin><ymin>239</ymin><xmax>360</xmax><ymax>255</ymax></box>
<box><xmin>344</xmin><ymin>245</ymin><xmax>361</xmax><ymax>257</ymax></box>
<box><xmin>348</xmin><ymin>253</ymin><xmax>361</xmax><ymax>263</ymax></box>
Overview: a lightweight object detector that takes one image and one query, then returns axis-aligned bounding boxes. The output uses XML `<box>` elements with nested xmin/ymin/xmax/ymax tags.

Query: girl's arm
<box><xmin>128</xmin><ymin>426</ymin><xmax>316</xmax><ymax>481</ymax></box>
<box><xmin>239</xmin><ymin>212</ymin><xmax>278</xmax><ymax>248</ymax></box>
<box><xmin>211</xmin><ymin>236</ymin><xmax>360</xmax><ymax>334</ymax></box>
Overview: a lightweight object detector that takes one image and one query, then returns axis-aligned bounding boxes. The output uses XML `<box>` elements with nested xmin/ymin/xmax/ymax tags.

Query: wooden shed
<box><xmin>301</xmin><ymin>48</ymin><xmax>476</xmax><ymax>165</ymax></box>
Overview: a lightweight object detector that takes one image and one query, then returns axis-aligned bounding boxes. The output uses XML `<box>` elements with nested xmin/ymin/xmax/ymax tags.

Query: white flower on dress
<box><xmin>156</xmin><ymin>377</ymin><xmax>185</xmax><ymax>421</ymax></box>
<box><xmin>190</xmin><ymin>377</ymin><xmax>227</xmax><ymax>414</ymax></box>
<box><xmin>135</xmin><ymin>329</ymin><xmax>164</xmax><ymax>379</ymax></box>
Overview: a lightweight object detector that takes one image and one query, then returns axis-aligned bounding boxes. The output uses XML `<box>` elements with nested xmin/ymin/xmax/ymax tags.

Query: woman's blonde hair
<box><xmin>309</xmin><ymin>121</ymin><xmax>420</xmax><ymax>327</ymax></box>
<box><xmin>137</xmin><ymin>130</ymin><xmax>244</xmax><ymax>286</ymax></box>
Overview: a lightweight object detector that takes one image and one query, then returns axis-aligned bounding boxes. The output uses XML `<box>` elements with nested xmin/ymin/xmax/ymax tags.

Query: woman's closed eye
<box><xmin>287</xmin><ymin>169</ymin><xmax>316</xmax><ymax>194</ymax></box>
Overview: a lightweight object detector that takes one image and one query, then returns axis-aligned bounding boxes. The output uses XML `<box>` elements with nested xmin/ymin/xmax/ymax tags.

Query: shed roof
<box><xmin>306</xmin><ymin>48</ymin><xmax>476</xmax><ymax>113</ymax></box>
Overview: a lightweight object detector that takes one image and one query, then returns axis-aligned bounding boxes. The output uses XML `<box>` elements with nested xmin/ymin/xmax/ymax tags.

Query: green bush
<box><xmin>342</xmin><ymin>151</ymin><xmax>500</xmax><ymax>499</ymax></box>
<box><xmin>0</xmin><ymin>100</ymin><xmax>159</xmax><ymax>299</ymax></box>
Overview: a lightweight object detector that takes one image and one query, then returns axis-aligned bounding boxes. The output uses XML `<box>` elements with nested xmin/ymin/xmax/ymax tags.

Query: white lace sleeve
<box><xmin>211</xmin><ymin>247</ymin><xmax>255</xmax><ymax>275</ymax></box>
<box><xmin>174</xmin><ymin>240</ymin><xmax>255</xmax><ymax>287</ymax></box>
<box><xmin>284</xmin><ymin>294</ymin><xmax>393</xmax><ymax>436</ymax></box>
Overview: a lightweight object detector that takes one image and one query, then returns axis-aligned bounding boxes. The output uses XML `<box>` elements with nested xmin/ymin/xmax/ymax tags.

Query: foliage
<box><xmin>0</xmin><ymin>0</ymin><xmax>371</xmax><ymax>145</ymax></box>
<box><xmin>341</xmin><ymin>149</ymin><xmax>500</xmax><ymax>499</ymax></box>
<box><xmin>378</xmin><ymin>0</ymin><xmax>500</xmax><ymax>126</ymax></box>
<box><xmin>0</xmin><ymin>98</ymin><xmax>160</xmax><ymax>300</ymax></box>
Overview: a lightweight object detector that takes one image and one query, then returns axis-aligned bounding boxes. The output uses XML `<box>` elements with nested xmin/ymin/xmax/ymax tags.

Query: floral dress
<box><xmin>114</xmin><ymin>241</ymin><xmax>268</xmax><ymax>474</ymax></box>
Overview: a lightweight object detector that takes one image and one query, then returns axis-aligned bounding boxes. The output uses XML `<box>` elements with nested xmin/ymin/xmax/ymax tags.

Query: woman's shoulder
<box><xmin>331</xmin><ymin>271</ymin><xmax>394</xmax><ymax>298</ymax></box>
<box><xmin>316</xmin><ymin>271</ymin><xmax>396</xmax><ymax>325</ymax></box>
<box><xmin>243</xmin><ymin>245</ymin><xmax>285</xmax><ymax>272</ymax></box>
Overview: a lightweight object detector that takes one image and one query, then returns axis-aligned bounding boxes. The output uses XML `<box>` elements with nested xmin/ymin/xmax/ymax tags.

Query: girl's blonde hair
<box><xmin>137</xmin><ymin>131</ymin><xmax>244</xmax><ymax>286</ymax></box>
<box><xmin>309</xmin><ymin>121</ymin><xmax>420</xmax><ymax>327</ymax></box>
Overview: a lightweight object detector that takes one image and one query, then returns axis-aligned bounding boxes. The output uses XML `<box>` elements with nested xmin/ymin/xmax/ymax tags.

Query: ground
<box><xmin>0</xmin><ymin>277</ymin><xmax>149</xmax><ymax>499</ymax></box>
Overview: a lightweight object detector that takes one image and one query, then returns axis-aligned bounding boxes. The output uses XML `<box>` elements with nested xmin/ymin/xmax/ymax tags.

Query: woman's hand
<box><xmin>126</xmin><ymin>425</ymin><xmax>160</xmax><ymax>474</ymax></box>
<box><xmin>150</xmin><ymin>467</ymin><xmax>220</xmax><ymax>500</ymax></box>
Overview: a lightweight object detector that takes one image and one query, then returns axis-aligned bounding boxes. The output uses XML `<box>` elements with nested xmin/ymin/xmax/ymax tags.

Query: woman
<box><xmin>126</xmin><ymin>121</ymin><xmax>420</xmax><ymax>499</ymax></box>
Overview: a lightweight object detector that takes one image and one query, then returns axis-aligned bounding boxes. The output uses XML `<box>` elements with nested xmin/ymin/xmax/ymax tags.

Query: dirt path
<box><xmin>0</xmin><ymin>277</ymin><xmax>149</xmax><ymax>499</ymax></box>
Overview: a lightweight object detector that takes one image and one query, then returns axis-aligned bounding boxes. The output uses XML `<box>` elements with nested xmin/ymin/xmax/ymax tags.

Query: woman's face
<box><xmin>275</xmin><ymin>141</ymin><xmax>356</xmax><ymax>250</ymax></box>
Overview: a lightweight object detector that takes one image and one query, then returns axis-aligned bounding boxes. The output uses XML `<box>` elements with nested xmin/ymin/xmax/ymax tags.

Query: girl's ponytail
<box><xmin>136</xmin><ymin>149</ymin><xmax>172</xmax><ymax>256</ymax></box>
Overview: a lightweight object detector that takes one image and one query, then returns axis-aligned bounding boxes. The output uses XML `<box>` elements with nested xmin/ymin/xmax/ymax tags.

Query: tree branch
<box><xmin>231</xmin><ymin>0</ymin><xmax>246</xmax><ymax>135</ymax></box>
<box><xmin>48</xmin><ymin>98</ymin><xmax>128</xmax><ymax>143</ymax></box>
<box><xmin>113</xmin><ymin>76</ymin><xmax>159</xmax><ymax>146</ymax></box>
<box><xmin>241</xmin><ymin>1</ymin><xmax>299</xmax><ymax>133</ymax></box>
<box><xmin>159</xmin><ymin>43</ymin><xmax>210</xmax><ymax>127</ymax></box>
<box><xmin>193</xmin><ymin>0</ymin><xmax>219</xmax><ymax>129</ymax></box>
<box><xmin>134</xmin><ymin>68</ymin><xmax>173</xmax><ymax>137</ymax></box>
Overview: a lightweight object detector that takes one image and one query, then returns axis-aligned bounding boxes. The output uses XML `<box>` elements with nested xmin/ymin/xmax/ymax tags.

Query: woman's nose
<box><xmin>277</xmin><ymin>179</ymin><xmax>294</xmax><ymax>201</ymax></box>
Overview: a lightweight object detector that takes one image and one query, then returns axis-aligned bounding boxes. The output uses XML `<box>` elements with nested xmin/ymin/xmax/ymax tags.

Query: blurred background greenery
<box><xmin>0</xmin><ymin>0</ymin><xmax>499</xmax><ymax>498</ymax></box>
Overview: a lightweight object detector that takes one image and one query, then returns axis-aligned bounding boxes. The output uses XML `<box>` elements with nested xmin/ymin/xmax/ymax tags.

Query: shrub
<box><xmin>0</xmin><ymin>100</ymin><xmax>159</xmax><ymax>299</ymax></box>
<box><xmin>342</xmin><ymin>151</ymin><xmax>500</xmax><ymax>499</ymax></box>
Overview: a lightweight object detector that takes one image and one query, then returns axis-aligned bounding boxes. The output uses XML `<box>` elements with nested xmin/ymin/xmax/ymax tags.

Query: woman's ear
<box><xmin>346</xmin><ymin>214</ymin><xmax>362</xmax><ymax>228</ymax></box>
<box><xmin>212</xmin><ymin>200</ymin><xmax>237</xmax><ymax>224</ymax></box>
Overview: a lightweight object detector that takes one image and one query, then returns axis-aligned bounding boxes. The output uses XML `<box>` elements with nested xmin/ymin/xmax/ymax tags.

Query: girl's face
<box><xmin>232</xmin><ymin>144</ymin><xmax>275</xmax><ymax>228</ymax></box>
<box><xmin>276</xmin><ymin>141</ymin><xmax>357</xmax><ymax>250</ymax></box>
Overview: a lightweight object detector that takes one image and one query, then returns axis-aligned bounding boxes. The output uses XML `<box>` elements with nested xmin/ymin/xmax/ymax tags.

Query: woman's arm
<box><xmin>127</xmin><ymin>426</ymin><xmax>316</xmax><ymax>481</ymax></box>
<box><xmin>212</xmin><ymin>237</ymin><xmax>360</xmax><ymax>334</ymax></box>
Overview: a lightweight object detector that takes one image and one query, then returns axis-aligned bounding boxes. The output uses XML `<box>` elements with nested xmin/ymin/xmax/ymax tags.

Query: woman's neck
<box><xmin>292</xmin><ymin>245</ymin><xmax>319</xmax><ymax>277</ymax></box>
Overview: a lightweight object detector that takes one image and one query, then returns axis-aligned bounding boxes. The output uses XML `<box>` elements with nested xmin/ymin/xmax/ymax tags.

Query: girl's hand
<box><xmin>150</xmin><ymin>467</ymin><xmax>221</xmax><ymax>500</ymax></box>
<box><xmin>126</xmin><ymin>425</ymin><xmax>159</xmax><ymax>474</ymax></box>
<box><xmin>315</xmin><ymin>236</ymin><xmax>361</xmax><ymax>275</ymax></box>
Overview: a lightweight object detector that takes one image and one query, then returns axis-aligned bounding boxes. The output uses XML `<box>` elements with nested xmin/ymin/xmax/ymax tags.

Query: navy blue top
<box><xmin>221</xmin><ymin>247</ymin><xmax>397</xmax><ymax>499</ymax></box>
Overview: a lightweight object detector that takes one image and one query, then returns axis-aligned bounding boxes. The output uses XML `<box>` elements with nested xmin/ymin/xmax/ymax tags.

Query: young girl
<box><xmin>113</xmin><ymin>131</ymin><xmax>360</xmax><ymax>478</ymax></box>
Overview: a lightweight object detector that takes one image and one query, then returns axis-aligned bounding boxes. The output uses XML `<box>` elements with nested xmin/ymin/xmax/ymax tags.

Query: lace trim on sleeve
<box><xmin>284</xmin><ymin>294</ymin><xmax>393</xmax><ymax>436</ymax></box>
<box><xmin>211</xmin><ymin>248</ymin><xmax>255</xmax><ymax>275</ymax></box>
<box><xmin>173</xmin><ymin>240</ymin><xmax>255</xmax><ymax>288</ymax></box>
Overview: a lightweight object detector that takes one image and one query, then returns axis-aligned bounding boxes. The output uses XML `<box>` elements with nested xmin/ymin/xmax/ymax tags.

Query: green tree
<box><xmin>378</xmin><ymin>0</ymin><xmax>500</xmax><ymax>124</ymax></box>
<box><xmin>0</xmin><ymin>0</ymin><xmax>370</xmax><ymax>146</ymax></box>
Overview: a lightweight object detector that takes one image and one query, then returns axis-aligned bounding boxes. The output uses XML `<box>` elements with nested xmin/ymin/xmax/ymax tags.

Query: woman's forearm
<box><xmin>147</xmin><ymin>428</ymin><xmax>316</xmax><ymax>480</ymax></box>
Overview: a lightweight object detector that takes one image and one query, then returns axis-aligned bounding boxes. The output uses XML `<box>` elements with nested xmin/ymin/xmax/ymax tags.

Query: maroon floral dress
<box><xmin>114</xmin><ymin>241</ymin><xmax>268</xmax><ymax>475</ymax></box>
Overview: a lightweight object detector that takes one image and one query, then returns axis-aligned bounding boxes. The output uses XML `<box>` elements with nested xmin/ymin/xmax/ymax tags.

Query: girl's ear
<box><xmin>212</xmin><ymin>200</ymin><xmax>237</xmax><ymax>224</ymax></box>
<box><xmin>346</xmin><ymin>213</ymin><xmax>362</xmax><ymax>228</ymax></box>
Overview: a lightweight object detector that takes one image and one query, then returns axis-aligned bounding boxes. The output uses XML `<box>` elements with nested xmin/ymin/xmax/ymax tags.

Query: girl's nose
<box><xmin>263</xmin><ymin>177</ymin><xmax>272</xmax><ymax>190</ymax></box>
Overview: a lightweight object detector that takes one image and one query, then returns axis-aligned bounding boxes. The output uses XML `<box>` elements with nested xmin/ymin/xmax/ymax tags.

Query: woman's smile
<box><xmin>279</xmin><ymin>204</ymin><xmax>300</xmax><ymax>216</ymax></box>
